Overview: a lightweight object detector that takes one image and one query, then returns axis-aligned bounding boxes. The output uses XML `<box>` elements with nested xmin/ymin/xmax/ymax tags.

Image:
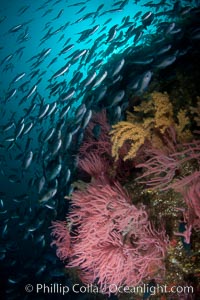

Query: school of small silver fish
<box><xmin>0</xmin><ymin>0</ymin><xmax>200</xmax><ymax>298</ymax></box>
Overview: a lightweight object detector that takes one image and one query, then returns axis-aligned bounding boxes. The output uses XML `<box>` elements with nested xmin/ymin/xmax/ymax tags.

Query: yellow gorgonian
<box><xmin>110</xmin><ymin>121</ymin><xmax>150</xmax><ymax>160</ymax></box>
<box><xmin>175</xmin><ymin>109</ymin><xmax>193</xmax><ymax>142</ymax></box>
<box><xmin>110</xmin><ymin>91</ymin><xmax>193</xmax><ymax>161</ymax></box>
<box><xmin>152</xmin><ymin>92</ymin><xmax>174</xmax><ymax>133</ymax></box>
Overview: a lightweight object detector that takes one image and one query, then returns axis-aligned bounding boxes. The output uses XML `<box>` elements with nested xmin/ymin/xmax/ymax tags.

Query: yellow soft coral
<box><xmin>110</xmin><ymin>122</ymin><xmax>150</xmax><ymax>160</ymax></box>
<box><xmin>152</xmin><ymin>92</ymin><xmax>174</xmax><ymax>133</ymax></box>
<box><xmin>175</xmin><ymin>109</ymin><xmax>193</xmax><ymax>142</ymax></box>
<box><xmin>110</xmin><ymin>91</ymin><xmax>192</xmax><ymax>161</ymax></box>
<box><xmin>133</xmin><ymin>98</ymin><xmax>154</xmax><ymax>114</ymax></box>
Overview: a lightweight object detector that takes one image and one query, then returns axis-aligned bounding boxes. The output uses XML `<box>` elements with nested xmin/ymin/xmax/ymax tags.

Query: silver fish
<box><xmin>60</xmin><ymin>105</ymin><xmax>70</xmax><ymax>119</ymax></box>
<box><xmin>39</xmin><ymin>188</ymin><xmax>57</xmax><ymax>203</ymax></box>
<box><xmin>38</xmin><ymin>104</ymin><xmax>50</xmax><ymax>119</ymax></box>
<box><xmin>23</xmin><ymin>151</ymin><xmax>33</xmax><ymax>169</ymax></box>
<box><xmin>63</xmin><ymin>132</ymin><xmax>72</xmax><ymax>151</ymax></box>
<box><xmin>154</xmin><ymin>55</ymin><xmax>176</xmax><ymax>69</ymax></box>
<box><xmin>82</xmin><ymin>109</ymin><xmax>92</xmax><ymax>129</ymax></box>
<box><xmin>43</xmin><ymin>128</ymin><xmax>55</xmax><ymax>143</ymax></box>
<box><xmin>136</xmin><ymin>70</ymin><xmax>152</xmax><ymax>94</ymax></box>
<box><xmin>12</xmin><ymin>72</ymin><xmax>26</xmax><ymax>83</ymax></box>
<box><xmin>48</xmin><ymin>163</ymin><xmax>62</xmax><ymax>181</ymax></box>
<box><xmin>38</xmin><ymin>176</ymin><xmax>46</xmax><ymax>194</ymax></box>
<box><xmin>111</xmin><ymin>58</ymin><xmax>125</xmax><ymax>77</ymax></box>
<box><xmin>51</xmin><ymin>139</ymin><xmax>62</xmax><ymax>156</ymax></box>
<box><xmin>84</xmin><ymin>71</ymin><xmax>97</xmax><ymax>87</ymax></box>
<box><xmin>92</xmin><ymin>71</ymin><xmax>108</xmax><ymax>88</ymax></box>
<box><xmin>5</xmin><ymin>89</ymin><xmax>17</xmax><ymax>101</ymax></box>
<box><xmin>60</xmin><ymin>88</ymin><xmax>75</xmax><ymax>101</ymax></box>
<box><xmin>51</xmin><ymin>63</ymin><xmax>71</xmax><ymax>80</ymax></box>
<box><xmin>26</xmin><ymin>85</ymin><xmax>37</xmax><ymax>99</ymax></box>
<box><xmin>110</xmin><ymin>90</ymin><xmax>125</xmax><ymax>107</ymax></box>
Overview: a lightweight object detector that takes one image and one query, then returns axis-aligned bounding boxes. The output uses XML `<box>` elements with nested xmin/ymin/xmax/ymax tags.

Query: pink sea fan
<box><xmin>78</xmin><ymin>109</ymin><xmax>135</xmax><ymax>183</ymax></box>
<box><xmin>172</xmin><ymin>138</ymin><xmax>200</xmax><ymax>164</ymax></box>
<box><xmin>79</xmin><ymin>110</ymin><xmax>112</xmax><ymax>157</ymax></box>
<box><xmin>84</xmin><ymin>109</ymin><xmax>111</xmax><ymax>140</ymax></box>
<box><xmin>170</xmin><ymin>171</ymin><xmax>200</xmax><ymax>192</ymax></box>
<box><xmin>78</xmin><ymin>152</ymin><xmax>110</xmax><ymax>179</ymax></box>
<box><xmin>51</xmin><ymin>221</ymin><xmax>71</xmax><ymax>261</ymax></box>
<box><xmin>74</xmin><ymin>229</ymin><xmax>166</xmax><ymax>291</ymax></box>
<box><xmin>136</xmin><ymin>147</ymin><xmax>180</xmax><ymax>190</ymax></box>
<box><xmin>51</xmin><ymin>179</ymin><xmax>168</xmax><ymax>294</ymax></box>
<box><xmin>136</xmin><ymin>129</ymin><xmax>200</xmax><ymax>191</ymax></box>
<box><xmin>172</xmin><ymin>173</ymin><xmax>200</xmax><ymax>243</ymax></box>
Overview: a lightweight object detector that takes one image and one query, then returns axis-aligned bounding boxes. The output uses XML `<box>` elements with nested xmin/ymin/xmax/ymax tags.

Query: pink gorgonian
<box><xmin>78</xmin><ymin>152</ymin><xmax>110</xmax><ymax>179</ymax></box>
<box><xmin>51</xmin><ymin>221</ymin><xmax>71</xmax><ymax>261</ymax></box>
<box><xmin>79</xmin><ymin>110</ymin><xmax>112</xmax><ymax>157</ymax></box>
<box><xmin>136</xmin><ymin>147</ymin><xmax>180</xmax><ymax>190</ymax></box>
<box><xmin>51</xmin><ymin>178</ymin><xmax>168</xmax><ymax>294</ymax></box>
<box><xmin>169</xmin><ymin>172</ymin><xmax>200</xmax><ymax>244</ymax></box>
<box><xmin>136</xmin><ymin>130</ymin><xmax>200</xmax><ymax>191</ymax></box>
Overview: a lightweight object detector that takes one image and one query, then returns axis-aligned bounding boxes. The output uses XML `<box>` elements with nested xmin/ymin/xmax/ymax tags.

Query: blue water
<box><xmin>0</xmin><ymin>0</ymin><xmax>186</xmax><ymax>104</ymax></box>
<box><xmin>0</xmin><ymin>0</ymin><xmax>200</xmax><ymax>299</ymax></box>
